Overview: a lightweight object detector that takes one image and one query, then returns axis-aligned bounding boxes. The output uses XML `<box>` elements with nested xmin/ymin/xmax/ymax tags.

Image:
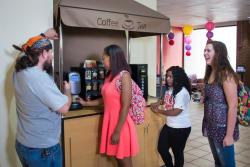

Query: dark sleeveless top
<box><xmin>202</xmin><ymin>83</ymin><xmax>239</xmax><ymax>144</ymax></box>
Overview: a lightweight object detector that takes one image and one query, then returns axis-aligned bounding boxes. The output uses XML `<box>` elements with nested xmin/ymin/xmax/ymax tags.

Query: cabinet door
<box><xmin>64</xmin><ymin>115</ymin><xmax>102</xmax><ymax>167</ymax></box>
<box><xmin>145</xmin><ymin>108</ymin><xmax>165</xmax><ymax>167</ymax></box>
<box><xmin>132</xmin><ymin>123</ymin><xmax>145</xmax><ymax>167</ymax></box>
<box><xmin>98</xmin><ymin>154</ymin><xmax>117</xmax><ymax>167</ymax></box>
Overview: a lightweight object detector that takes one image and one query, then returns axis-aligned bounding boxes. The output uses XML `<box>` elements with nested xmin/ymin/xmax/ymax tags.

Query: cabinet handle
<box><xmin>146</xmin><ymin>124</ymin><xmax>149</xmax><ymax>134</ymax></box>
<box><xmin>69</xmin><ymin>137</ymin><xmax>72</xmax><ymax>167</ymax></box>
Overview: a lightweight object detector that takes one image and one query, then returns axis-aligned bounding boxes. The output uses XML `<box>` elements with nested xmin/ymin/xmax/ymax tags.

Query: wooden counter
<box><xmin>62</xmin><ymin>96</ymin><xmax>158</xmax><ymax>120</ymax></box>
<box><xmin>62</xmin><ymin>106</ymin><xmax>104</xmax><ymax>119</ymax></box>
<box><xmin>61</xmin><ymin>97</ymin><xmax>164</xmax><ymax>167</ymax></box>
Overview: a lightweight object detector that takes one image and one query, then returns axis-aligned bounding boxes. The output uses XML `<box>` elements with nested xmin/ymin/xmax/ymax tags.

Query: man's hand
<box><xmin>44</xmin><ymin>28</ymin><xmax>59</xmax><ymax>40</ymax></box>
<box><xmin>63</xmin><ymin>81</ymin><xmax>71</xmax><ymax>95</ymax></box>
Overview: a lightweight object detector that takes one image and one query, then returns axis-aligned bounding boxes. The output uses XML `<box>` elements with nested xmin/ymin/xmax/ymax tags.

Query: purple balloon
<box><xmin>168</xmin><ymin>32</ymin><xmax>175</xmax><ymax>40</ymax></box>
<box><xmin>185</xmin><ymin>44</ymin><xmax>192</xmax><ymax>51</ymax></box>
<box><xmin>206</xmin><ymin>31</ymin><xmax>214</xmax><ymax>38</ymax></box>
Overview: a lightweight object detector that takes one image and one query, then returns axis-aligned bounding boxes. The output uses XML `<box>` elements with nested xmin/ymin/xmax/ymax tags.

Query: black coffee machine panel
<box><xmin>70</xmin><ymin>64</ymin><xmax>105</xmax><ymax>101</ymax></box>
<box><xmin>98</xmin><ymin>67</ymin><xmax>105</xmax><ymax>93</ymax></box>
<box><xmin>84</xmin><ymin>68</ymin><xmax>98</xmax><ymax>100</ymax></box>
<box><xmin>130</xmin><ymin>64</ymin><xmax>148</xmax><ymax>101</ymax></box>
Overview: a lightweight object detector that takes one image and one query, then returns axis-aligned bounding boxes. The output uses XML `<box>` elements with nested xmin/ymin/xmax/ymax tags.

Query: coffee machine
<box><xmin>70</xmin><ymin>61</ymin><xmax>105</xmax><ymax>101</ymax></box>
<box><xmin>68</xmin><ymin>72</ymin><xmax>83</xmax><ymax>110</ymax></box>
<box><xmin>130</xmin><ymin>64</ymin><xmax>148</xmax><ymax>101</ymax></box>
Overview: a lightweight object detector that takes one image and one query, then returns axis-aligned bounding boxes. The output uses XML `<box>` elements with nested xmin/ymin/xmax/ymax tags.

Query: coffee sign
<box><xmin>96</xmin><ymin>15</ymin><xmax>146</xmax><ymax>31</ymax></box>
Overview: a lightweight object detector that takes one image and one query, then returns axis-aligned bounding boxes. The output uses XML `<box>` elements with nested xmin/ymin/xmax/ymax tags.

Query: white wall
<box><xmin>131</xmin><ymin>0</ymin><xmax>157</xmax><ymax>97</ymax></box>
<box><xmin>0</xmin><ymin>0</ymin><xmax>53</xmax><ymax>166</ymax></box>
<box><xmin>184</xmin><ymin>26</ymin><xmax>237</xmax><ymax>78</ymax></box>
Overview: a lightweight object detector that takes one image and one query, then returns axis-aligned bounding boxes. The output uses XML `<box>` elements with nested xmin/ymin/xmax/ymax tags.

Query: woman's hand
<box><xmin>111</xmin><ymin>131</ymin><xmax>120</xmax><ymax>145</ymax></box>
<box><xmin>223</xmin><ymin>135</ymin><xmax>234</xmax><ymax>147</ymax></box>
<box><xmin>157</xmin><ymin>99</ymin><xmax>164</xmax><ymax>105</ymax></box>
<box><xmin>150</xmin><ymin>102</ymin><xmax>159</xmax><ymax>113</ymax></box>
<box><xmin>76</xmin><ymin>97</ymin><xmax>87</xmax><ymax>106</ymax></box>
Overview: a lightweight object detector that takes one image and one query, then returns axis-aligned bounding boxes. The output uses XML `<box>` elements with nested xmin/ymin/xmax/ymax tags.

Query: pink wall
<box><xmin>157</xmin><ymin>27</ymin><xmax>183</xmax><ymax>74</ymax></box>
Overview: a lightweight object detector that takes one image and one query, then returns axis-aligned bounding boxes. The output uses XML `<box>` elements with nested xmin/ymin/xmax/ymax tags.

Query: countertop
<box><xmin>62</xmin><ymin>105</ymin><xmax>104</xmax><ymax>119</ymax></box>
<box><xmin>62</xmin><ymin>96</ymin><xmax>159</xmax><ymax>120</ymax></box>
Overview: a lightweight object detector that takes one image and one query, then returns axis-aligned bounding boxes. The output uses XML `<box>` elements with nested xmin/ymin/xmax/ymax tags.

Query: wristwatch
<box><xmin>40</xmin><ymin>33</ymin><xmax>46</xmax><ymax>38</ymax></box>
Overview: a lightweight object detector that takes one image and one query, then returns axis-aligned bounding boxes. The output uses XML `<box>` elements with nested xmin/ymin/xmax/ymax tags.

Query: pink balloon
<box><xmin>184</xmin><ymin>36</ymin><xmax>192</xmax><ymax>44</ymax></box>
<box><xmin>205</xmin><ymin>21</ymin><xmax>215</xmax><ymax>31</ymax></box>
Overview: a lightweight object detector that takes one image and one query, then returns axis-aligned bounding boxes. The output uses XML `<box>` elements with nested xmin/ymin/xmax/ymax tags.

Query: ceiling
<box><xmin>157</xmin><ymin>0</ymin><xmax>250</xmax><ymax>28</ymax></box>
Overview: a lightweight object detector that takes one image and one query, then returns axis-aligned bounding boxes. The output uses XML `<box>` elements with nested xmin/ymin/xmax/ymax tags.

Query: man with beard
<box><xmin>12</xmin><ymin>28</ymin><xmax>72</xmax><ymax>167</ymax></box>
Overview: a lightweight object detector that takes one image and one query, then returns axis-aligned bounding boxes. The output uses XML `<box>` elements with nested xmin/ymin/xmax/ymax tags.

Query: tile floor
<box><xmin>182</xmin><ymin>102</ymin><xmax>250</xmax><ymax>167</ymax></box>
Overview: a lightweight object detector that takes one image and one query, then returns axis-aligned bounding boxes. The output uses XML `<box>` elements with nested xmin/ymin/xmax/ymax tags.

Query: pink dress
<box><xmin>100</xmin><ymin>74</ymin><xmax>139</xmax><ymax>159</ymax></box>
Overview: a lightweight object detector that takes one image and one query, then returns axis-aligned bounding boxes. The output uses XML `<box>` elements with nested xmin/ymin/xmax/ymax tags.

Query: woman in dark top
<box><xmin>202</xmin><ymin>40</ymin><xmax>239</xmax><ymax>167</ymax></box>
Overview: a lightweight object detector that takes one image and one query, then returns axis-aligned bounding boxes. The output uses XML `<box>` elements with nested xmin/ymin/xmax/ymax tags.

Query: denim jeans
<box><xmin>208</xmin><ymin>138</ymin><xmax>236</xmax><ymax>167</ymax></box>
<box><xmin>15</xmin><ymin>140</ymin><xmax>62</xmax><ymax>167</ymax></box>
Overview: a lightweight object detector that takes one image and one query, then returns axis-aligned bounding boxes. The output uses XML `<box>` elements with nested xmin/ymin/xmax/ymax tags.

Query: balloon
<box><xmin>183</xmin><ymin>25</ymin><xmax>193</xmax><ymax>35</ymax></box>
<box><xmin>185</xmin><ymin>44</ymin><xmax>192</xmax><ymax>51</ymax></box>
<box><xmin>205</xmin><ymin>21</ymin><xmax>215</xmax><ymax>31</ymax></box>
<box><xmin>206</xmin><ymin>39</ymin><xmax>212</xmax><ymax>43</ymax></box>
<box><xmin>186</xmin><ymin>51</ymin><xmax>191</xmax><ymax>56</ymax></box>
<box><xmin>168</xmin><ymin>32</ymin><xmax>175</xmax><ymax>40</ymax></box>
<box><xmin>184</xmin><ymin>36</ymin><xmax>192</xmax><ymax>44</ymax></box>
<box><xmin>206</xmin><ymin>31</ymin><xmax>214</xmax><ymax>39</ymax></box>
<box><xmin>169</xmin><ymin>39</ymin><xmax>174</xmax><ymax>45</ymax></box>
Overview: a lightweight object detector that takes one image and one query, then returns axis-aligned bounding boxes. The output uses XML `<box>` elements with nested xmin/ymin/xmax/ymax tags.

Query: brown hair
<box><xmin>103</xmin><ymin>44</ymin><xmax>131</xmax><ymax>80</ymax></box>
<box><xmin>204</xmin><ymin>40</ymin><xmax>239</xmax><ymax>85</ymax></box>
<box><xmin>14</xmin><ymin>44</ymin><xmax>52</xmax><ymax>72</ymax></box>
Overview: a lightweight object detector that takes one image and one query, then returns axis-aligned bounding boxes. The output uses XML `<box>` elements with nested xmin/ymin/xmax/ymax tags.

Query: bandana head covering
<box><xmin>21</xmin><ymin>35</ymin><xmax>52</xmax><ymax>52</ymax></box>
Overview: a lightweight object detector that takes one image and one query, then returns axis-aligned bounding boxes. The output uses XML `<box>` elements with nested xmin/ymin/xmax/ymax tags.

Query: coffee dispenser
<box><xmin>68</xmin><ymin>72</ymin><xmax>83</xmax><ymax>110</ymax></box>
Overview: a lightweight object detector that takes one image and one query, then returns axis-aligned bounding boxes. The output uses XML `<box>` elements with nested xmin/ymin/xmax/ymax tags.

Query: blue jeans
<box><xmin>208</xmin><ymin>138</ymin><xmax>236</xmax><ymax>167</ymax></box>
<box><xmin>15</xmin><ymin>140</ymin><xmax>62</xmax><ymax>167</ymax></box>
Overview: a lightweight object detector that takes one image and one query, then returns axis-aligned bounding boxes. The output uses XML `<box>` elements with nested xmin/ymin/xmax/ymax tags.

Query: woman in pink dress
<box><xmin>77</xmin><ymin>45</ymin><xmax>139</xmax><ymax>167</ymax></box>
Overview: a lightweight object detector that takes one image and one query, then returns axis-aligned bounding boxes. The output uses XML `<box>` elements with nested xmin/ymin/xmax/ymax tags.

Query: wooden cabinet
<box><xmin>63</xmin><ymin>114</ymin><xmax>102</xmax><ymax>167</ymax></box>
<box><xmin>132</xmin><ymin>124</ymin><xmax>146</xmax><ymax>167</ymax></box>
<box><xmin>145</xmin><ymin>108</ymin><xmax>165</xmax><ymax>167</ymax></box>
<box><xmin>62</xmin><ymin>107</ymin><xmax>165</xmax><ymax>167</ymax></box>
<box><xmin>132</xmin><ymin>108</ymin><xmax>165</xmax><ymax>167</ymax></box>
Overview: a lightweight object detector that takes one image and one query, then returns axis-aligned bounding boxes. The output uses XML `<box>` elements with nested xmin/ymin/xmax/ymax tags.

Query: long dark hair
<box><xmin>204</xmin><ymin>41</ymin><xmax>238</xmax><ymax>85</ymax></box>
<box><xmin>103</xmin><ymin>44</ymin><xmax>131</xmax><ymax>80</ymax></box>
<box><xmin>165</xmin><ymin>66</ymin><xmax>191</xmax><ymax>98</ymax></box>
<box><xmin>14</xmin><ymin>45</ymin><xmax>52</xmax><ymax>72</ymax></box>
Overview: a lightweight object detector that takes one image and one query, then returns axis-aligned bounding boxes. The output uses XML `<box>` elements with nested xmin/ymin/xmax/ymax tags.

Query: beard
<box><xmin>43</xmin><ymin>60</ymin><xmax>53</xmax><ymax>75</ymax></box>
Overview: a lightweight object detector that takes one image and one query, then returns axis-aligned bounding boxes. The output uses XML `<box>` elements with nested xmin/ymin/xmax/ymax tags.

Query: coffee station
<box><xmin>54</xmin><ymin>0</ymin><xmax>170</xmax><ymax>166</ymax></box>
